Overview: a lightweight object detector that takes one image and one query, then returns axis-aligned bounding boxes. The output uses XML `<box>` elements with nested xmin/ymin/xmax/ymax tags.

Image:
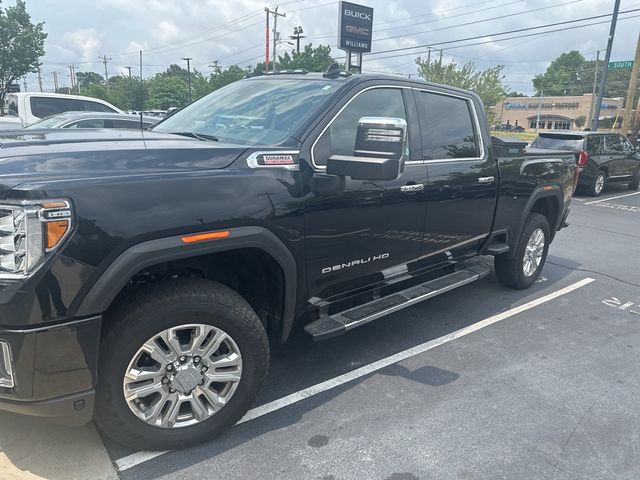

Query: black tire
<box><xmin>94</xmin><ymin>278</ymin><xmax>269</xmax><ymax>451</ymax></box>
<box><xmin>494</xmin><ymin>213</ymin><xmax>550</xmax><ymax>290</ymax></box>
<box><xmin>588</xmin><ymin>170</ymin><xmax>606</xmax><ymax>196</ymax></box>
<box><xmin>628</xmin><ymin>167</ymin><xmax>640</xmax><ymax>190</ymax></box>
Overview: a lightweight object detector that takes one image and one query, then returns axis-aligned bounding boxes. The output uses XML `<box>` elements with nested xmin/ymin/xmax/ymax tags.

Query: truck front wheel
<box><xmin>494</xmin><ymin>213</ymin><xmax>550</xmax><ymax>289</ymax></box>
<box><xmin>94</xmin><ymin>279</ymin><xmax>269</xmax><ymax>451</ymax></box>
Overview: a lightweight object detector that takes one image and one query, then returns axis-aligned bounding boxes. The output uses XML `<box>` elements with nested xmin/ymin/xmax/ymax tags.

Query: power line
<box><xmin>343</xmin><ymin>8</ymin><xmax>640</xmax><ymax>62</ymax></box>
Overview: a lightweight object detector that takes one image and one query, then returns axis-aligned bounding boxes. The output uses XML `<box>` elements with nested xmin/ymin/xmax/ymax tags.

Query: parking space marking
<box><xmin>115</xmin><ymin>277</ymin><xmax>595</xmax><ymax>472</ymax></box>
<box><xmin>584</xmin><ymin>191</ymin><xmax>640</xmax><ymax>205</ymax></box>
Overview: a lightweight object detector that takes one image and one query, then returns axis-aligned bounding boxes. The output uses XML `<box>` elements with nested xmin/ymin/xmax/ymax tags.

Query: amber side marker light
<box><xmin>181</xmin><ymin>230</ymin><xmax>231</xmax><ymax>244</ymax></box>
<box><xmin>46</xmin><ymin>220</ymin><xmax>70</xmax><ymax>249</ymax></box>
<box><xmin>41</xmin><ymin>201</ymin><xmax>68</xmax><ymax>209</ymax></box>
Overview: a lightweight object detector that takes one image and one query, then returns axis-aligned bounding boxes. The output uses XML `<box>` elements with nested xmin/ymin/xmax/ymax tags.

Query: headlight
<box><xmin>0</xmin><ymin>200</ymin><xmax>72</xmax><ymax>280</ymax></box>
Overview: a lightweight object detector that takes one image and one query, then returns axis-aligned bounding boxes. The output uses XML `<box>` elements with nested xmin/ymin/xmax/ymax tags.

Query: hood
<box><xmin>0</xmin><ymin>129</ymin><xmax>247</xmax><ymax>193</ymax></box>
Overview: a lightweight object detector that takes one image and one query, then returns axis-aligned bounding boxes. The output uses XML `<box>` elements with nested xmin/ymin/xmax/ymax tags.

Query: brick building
<box><xmin>493</xmin><ymin>93</ymin><xmax>625</xmax><ymax>131</ymax></box>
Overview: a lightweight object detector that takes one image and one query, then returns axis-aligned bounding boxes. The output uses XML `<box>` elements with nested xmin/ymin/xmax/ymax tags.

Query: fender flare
<box><xmin>75</xmin><ymin>226</ymin><xmax>298</xmax><ymax>340</ymax></box>
<box><xmin>506</xmin><ymin>185</ymin><xmax>564</xmax><ymax>259</ymax></box>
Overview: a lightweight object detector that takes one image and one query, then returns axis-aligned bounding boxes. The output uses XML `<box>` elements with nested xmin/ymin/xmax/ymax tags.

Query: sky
<box><xmin>10</xmin><ymin>0</ymin><xmax>640</xmax><ymax>96</ymax></box>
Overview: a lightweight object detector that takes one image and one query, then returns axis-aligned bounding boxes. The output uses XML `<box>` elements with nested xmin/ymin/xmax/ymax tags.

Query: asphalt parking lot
<box><xmin>2</xmin><ymin>186</ymin><xmax>639</xmax><ymax>480</ymax></box>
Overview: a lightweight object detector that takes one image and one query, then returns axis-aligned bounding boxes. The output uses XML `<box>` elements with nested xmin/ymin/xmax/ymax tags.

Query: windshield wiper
<box><xmin>169</xmin><ymin>131</ymin><xmax>219</xmax><ymax>142</ymax></box>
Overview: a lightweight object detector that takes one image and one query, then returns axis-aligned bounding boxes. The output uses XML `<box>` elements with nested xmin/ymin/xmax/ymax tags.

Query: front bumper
<box><xmin>0</xmin><ymin>315</ymin><xmax>101</xmax><ymax>426</ymax></box>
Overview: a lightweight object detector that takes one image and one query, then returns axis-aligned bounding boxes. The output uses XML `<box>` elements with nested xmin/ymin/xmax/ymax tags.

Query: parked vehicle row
<box><xmin>530</xmin><ymin>131</ymin><xmax>640</xmax><ymax>196</ymax></box>
<box><xmin>23</xmin><ymin>112</ymin><xmax>159</xmax><ymax>130</ymax></box>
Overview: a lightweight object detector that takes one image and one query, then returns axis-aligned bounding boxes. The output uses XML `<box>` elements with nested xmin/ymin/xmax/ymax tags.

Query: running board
<box><xmin>304</xmin><ymin>260</ymin><xmax>492</xmax><ymax>341</ymax></box>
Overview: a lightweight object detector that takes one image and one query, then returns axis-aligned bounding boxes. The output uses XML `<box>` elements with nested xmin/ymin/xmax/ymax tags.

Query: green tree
<box><xmin>209</xmin><ymin>65</ymin><xmax>247</xmax><ymax>91</ymax></box>
<box><xmin>415</xmin><ymin>57</ymin><xmax>509</xmax><ymax>107</ymax></box>
<box><xmin>147</xmin><ymin>75</ymin><xmax>188</xmax><ymax>109</ymax></box>
<box><xmin>0</xmin><ymin>0</ymin><xmax>47</xmax><ymax>113</ymax></box>
<box><xmin>574</xmin><ymin>115</ymin><xmax>586</xmax><ymax>128</ymax></box>
<box><xmin>532</xmin><ymin>50</ymin><xmax>632</xmax><ymax>98</ymax></box>
<box><xmin>277</xmin><ymin>44</ymin><xmax>335</xmax><ymax>72</ymax></box>
<box><xmin>75</xmin><ymin>71</ymin><xmax>104</xmax><ymax>89</ymax></box>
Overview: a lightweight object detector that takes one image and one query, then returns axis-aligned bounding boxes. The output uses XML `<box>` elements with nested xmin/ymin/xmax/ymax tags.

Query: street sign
<box><xmin>338</xmin><ymin>1</ymin><xmax>374</xmax><ymax>53</ymax></box>
<box><xmin>7</xmin><ymin>84</ymin><xmax>20</xmax><ymax>93</ymax></box>
<box><xmin>608</xmin><ymin>60</ymin><xmax>634</xmax><ymax>69</ymax></box>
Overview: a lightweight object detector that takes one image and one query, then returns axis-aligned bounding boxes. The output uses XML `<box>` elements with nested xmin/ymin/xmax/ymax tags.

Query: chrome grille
<box><xmin>0</xmin><ymin>208</ymin><xmax>27</xmax><ymax>274</ymax></box>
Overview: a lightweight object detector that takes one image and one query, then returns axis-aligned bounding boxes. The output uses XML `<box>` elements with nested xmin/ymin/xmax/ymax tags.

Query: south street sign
<box><xmin>338</xmin><ymin>1</ymin><xmax>374</xmax><ymax>53</ymax></box>
<box><xmin>608</xmin><ymin>61</ymin><xmax>634</xmax><ymax>69</ymax></box>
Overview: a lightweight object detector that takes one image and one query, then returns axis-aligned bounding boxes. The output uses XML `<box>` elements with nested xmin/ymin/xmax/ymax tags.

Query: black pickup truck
<box><xmin>0</xmin><ymin>72</ymin><xmax>576</xmax><ymax>450</ymax></box>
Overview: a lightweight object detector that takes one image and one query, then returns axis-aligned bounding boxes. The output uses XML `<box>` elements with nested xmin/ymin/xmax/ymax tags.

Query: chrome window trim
<box><xmin>310</xmin><ymin>84</ymin><xmax>486</xmax><ymax>171</ymax></box>
<box><xmin>310</xmin><ymin>85</ymin><xmax>410</xmax><ymax>171</ymax></box>
<box><xmin>247</xmin><ymin>150</ymin><xmax>300</xmax><ymax>171</ymax></box>
<box><xmin>409</xmin><ymin>88</ymin><xmax>485</xmax><ymax>165</ymax></box>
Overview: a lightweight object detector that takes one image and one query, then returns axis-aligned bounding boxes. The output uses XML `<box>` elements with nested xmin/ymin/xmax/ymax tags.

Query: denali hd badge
<box><xmin>322</xmin><ymin>253</ymin><xmax>389</xmax><ymax>274</ymax></box>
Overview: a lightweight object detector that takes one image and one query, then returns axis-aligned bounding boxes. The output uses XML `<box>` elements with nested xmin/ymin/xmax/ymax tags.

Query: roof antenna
<box><xmin>323</xmin><ymin>63</ymin><xmax>351</xmax><ymax>79</ymax></box>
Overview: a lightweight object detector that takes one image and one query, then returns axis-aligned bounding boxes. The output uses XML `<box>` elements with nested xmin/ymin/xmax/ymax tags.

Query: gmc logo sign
<box><xmin>344</xmin><ymin>9</ymin><xmax>371</xmax><ymax>21</ymax></box>
<box><xmin>346</xmin><ymin>25</ymin><xmax>369</xmax><ymax>35</ymax></box>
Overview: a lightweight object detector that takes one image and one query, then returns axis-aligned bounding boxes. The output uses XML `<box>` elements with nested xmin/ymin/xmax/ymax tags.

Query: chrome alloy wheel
<box><xmin>123</xmin><ymin>324</ymin><xmax>242</xmax><ymax>429</ymax></box>
<box><xmin>595</xmin><ymin>173</ymin><xmax>605</xmax><ymax>194</ymax></box>
<box><xmin>523</xmin><ymin>227</ymin><xmax>545</xmax><ymax>277</ymax></box>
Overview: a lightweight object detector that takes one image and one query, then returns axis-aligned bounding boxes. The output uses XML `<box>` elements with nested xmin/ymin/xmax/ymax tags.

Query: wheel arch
<box><xmin>75</xmin><ymin>226</ymin><xmax>298</xmax><ymax>341</ymax></box>
<box><xmin>505</xmin><ymin>186</ymin><xmax>563</xmax><ymax>259</ymax></box>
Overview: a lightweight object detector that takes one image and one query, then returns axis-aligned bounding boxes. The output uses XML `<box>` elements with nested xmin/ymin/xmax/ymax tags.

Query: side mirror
<box><xmin>635</xmin><ymin>145</ymin><xmax>640</xmax><ymax>153</ymax></box>
<box><xmin>326</xmin><ymin>117</ymin><xmax>407</xmax><ymax>181</ymax></box>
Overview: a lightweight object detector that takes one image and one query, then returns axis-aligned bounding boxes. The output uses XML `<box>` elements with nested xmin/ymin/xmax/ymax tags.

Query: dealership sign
<box><xmin>338</xmin><ymin>1</ymin><xmax>373</xmax><ymax>53</ymax></box>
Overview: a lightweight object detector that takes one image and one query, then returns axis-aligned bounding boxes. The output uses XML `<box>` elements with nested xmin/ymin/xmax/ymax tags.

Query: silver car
<box><xmin>24</xmin><ymin>112</ymin><xmax>159</xmax><ymax>130</ymax></box>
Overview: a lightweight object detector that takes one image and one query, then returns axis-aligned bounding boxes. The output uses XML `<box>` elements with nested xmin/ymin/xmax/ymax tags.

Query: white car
<box><xmin>5</xmin><ymin>92</ymin><xmax>123</xmax><ymax>127</ymax></box>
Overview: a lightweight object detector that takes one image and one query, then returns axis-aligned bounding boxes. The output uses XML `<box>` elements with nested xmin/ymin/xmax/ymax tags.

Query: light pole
<box><xmin>289</xmin><ymin>26</ymin><xmax>305</xmax><ymax>54</ymax></box>
<box><xmin>181</xmin><ymin>57</ymin><xmax>192</xmax><ymax>103</ymax></box>
<box><xmin>125</xmin><ymin>66</ymin><xmax>133</xmax><ymax>111</ymax></box>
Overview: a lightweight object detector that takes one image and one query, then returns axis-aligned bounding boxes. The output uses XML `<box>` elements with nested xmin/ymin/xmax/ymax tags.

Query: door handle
<box><xmin>478</xmin><ymin>176</ymin><xmax>495</xmax><ymax>184</ymax></box>
<box><xmin>401</xmin><ymin>184</ymin><xmax>424</xmax><ymax>193</ymax></box>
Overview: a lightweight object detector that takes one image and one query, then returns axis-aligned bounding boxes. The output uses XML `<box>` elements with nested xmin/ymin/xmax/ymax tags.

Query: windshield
<box><xmin>153</xmin><ymin>78</ymin><xmax>337</xmax><ymax>145</ymax></box>
<box><xmin>24</xmin><ymin>115</ymin><xmax>68</xmax><ymax>129</ymax></box>
<box><xmin>531</xmin><ymin>134</ymin><xmax>584</xmax><ymax>151</ymax></box>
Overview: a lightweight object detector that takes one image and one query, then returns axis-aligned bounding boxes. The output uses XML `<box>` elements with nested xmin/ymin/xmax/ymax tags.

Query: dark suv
<box><xmin>530</xmin><ymin>131</ymin><xmax>640</xmax><ymax>196</ymax></box>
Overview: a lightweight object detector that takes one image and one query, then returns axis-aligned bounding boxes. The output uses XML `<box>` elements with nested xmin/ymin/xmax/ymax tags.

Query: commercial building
<box><xmin>493</xmin><ymin>93</ymin><xmax>625</xmax><ymax>131</ymax></box>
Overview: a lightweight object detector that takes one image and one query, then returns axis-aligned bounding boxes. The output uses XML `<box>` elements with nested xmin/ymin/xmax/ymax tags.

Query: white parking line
<box><xmin>584</xmin><ymin>191</ymin><xmax>640</xmax><ymax>205</ymax></box>
<box><xmin>115</xmin><ymin>277</ymin><xmax>596</xmax><ymax>472</ymax></box>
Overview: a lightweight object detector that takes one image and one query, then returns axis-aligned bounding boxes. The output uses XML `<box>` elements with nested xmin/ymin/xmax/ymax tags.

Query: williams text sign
<box><xmin>338</xmin><ymin>1</ymin><xmax>373</xmax><ymax>53</ymax></box>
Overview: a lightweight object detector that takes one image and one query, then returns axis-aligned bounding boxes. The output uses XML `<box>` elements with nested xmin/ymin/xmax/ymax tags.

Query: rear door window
<box><xmin>64</xmin><ymin>119</ymin><xmax>106</xmax><ymax>128</ymax></box>
<box><xmin>76</xmin><ymin>100</ymin><xmax>116</xmax><ymax>113</ymax></box>
<box><xmin>585</xmin><ymin>136</ymin><xmax>604</xmax><ymax>154</ymax></box>
<box><xmin>30</xmin><ymin>97</ymin><xmax>76</xmax><ymax>118</ymax></box>
<box><xmin>109</xmin><ymin>119</ymin><xmax>141</xmax><ymax>129</ymax></box>
<box><xmin>604</xmin><ymin>135</ymin><xmax>624</xmax><ymax>153</ymax></box>
<box><xmin>415</xmin><ymin>91</ymin><xmax>479</xmax><ymax>159</ymax></box>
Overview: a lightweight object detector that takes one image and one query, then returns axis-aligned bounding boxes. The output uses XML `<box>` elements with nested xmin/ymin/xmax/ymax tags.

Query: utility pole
<box><xmin>182</xmin><ymin>57</ymin><xmax>192</xmax><ymax>103</ymax></box>
<box><xmin>588</xmin><ymin>50</ymin><xmax>600</xmax><ymax>129</ymax></box>
<box><xmin>22</xmin><ymin>77</ymin><xmax>27</xmax><ymax>92</ymax></box>
<box><xmin>100</xmin><ymin>55</ymin><xmax>112</xmax><ymax>89</ymax></box>
<box><xmin>592</xmin><ymin>0</ymin><xmax>621</xmax><ymax>131</ymax></box>
<box><xmin>427</xmin><ymin>47</ymin><xmax>432</xmax><ymax>64</ymax></box>
<box><xmin>52</xmin><ymin>71</ymin><xmax>59</xmax><ymax>92</ymax></box>
<box><xmin>632</xmin><ymin>95</ymin><xmax>640</xmax><ymax>146</ymax></box>
<box><xmin>265</xmin><ymin>7</ymin><xmax>285</xmax><ymax>72</ymax></box>
<box><xmin>290</xmin><ymin>26</ymin><xmax>305</xmax><ymax>54</ymax></box>
<box><xmin>74</xmin><ymin>66</ymin><xmax>81</xmax><ymax>95</ymax></box>
<box><xmin>264</xmin><ymin>8</ymin><xmax>270</xmax><ymax>72</ymax></box>
<box><xmin>125</xmin><ymin>66</ymin><xmax>133</xmax><ymax>111</ymax></box>
<box><xmin>68</xmin><ymin>65</ymin><xmax>75</xmax><ymax>93</ymax></box>
<box><xmin>621</xmin><ymin>33</ymin><xmax>640</xmax><ymax>135</ymax></box>
<box><xmin>536</xmin><ymin>89</ymin><xmax>544</xmax><ymax>131</ymax></box>
<box><xmin>439</xmin><ymin>49</ymin><xmax>443</xmax><ymax>64</ymax></box>
<box><xmin>37</xmin><ymin>66</ymin><xmax>43</xmax><ymax>92</ymax></box>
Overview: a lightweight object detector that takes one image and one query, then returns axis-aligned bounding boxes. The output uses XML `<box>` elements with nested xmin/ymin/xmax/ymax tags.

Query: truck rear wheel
<box><xmin>494</xmin><ymin>213</ymin><xmax>550</xmax><ymax>289</ymax></box>
<box><xmin>94</xmin><ymin>278</ymin><xmax>269</xmax><ymax>451</ymax></box>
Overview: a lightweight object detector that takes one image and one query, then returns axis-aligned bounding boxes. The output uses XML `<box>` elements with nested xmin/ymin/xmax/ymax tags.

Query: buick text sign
<box><xmin>338</xmin><ymin>1</ymin><xmax>373</xmax><ymax>53</ymax></box>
